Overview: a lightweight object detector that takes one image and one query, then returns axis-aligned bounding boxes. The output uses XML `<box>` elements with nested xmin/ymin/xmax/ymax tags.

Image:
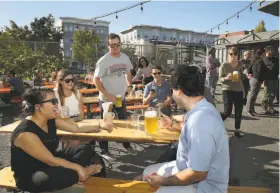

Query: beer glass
<box><xmin>232</xmin><ymin>71</ymin><xmax>239</xmax><ymax>82</ymax></box>
<box><xmin>144</xmin><ymin>108</ymin><xmax>158</xmax><ymax>134</ymax></box>
<box><xmin>115</xmin><ymin>94</ymin><xmax>122</xmax><ymax>108</ymax></box>
<box><xmin>103</xmin><ymin>112</ymin><xmax>115</xmax><ymax>127</ymax></box>
<box><xmin>61</xmin><ymin>106</ymin><xmax>69</xmax><ymax>118</ymax></box>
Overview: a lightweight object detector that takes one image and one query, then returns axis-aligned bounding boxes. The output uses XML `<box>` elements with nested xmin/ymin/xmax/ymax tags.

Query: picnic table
<box><xmin>83</xmin><ymin>96</ymin><xmax>143</xmax><ymax>104</ymax></box>
<box><xmin>0</xmin><ymin>87</ymin><xmax>11</xmax><ymax>94</ymax></box>
<box><xmin>0</xmin><ymin>119</ymin><xmax>179</xmax><ymax>144</ymax></box>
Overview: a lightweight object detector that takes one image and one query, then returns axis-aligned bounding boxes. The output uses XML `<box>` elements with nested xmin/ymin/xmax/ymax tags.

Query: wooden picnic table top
<box><xmin>0</xmin><ymin>87</ymin><xmax>11</xmax><ymax>94</ymax></box>
<box><xmin>80</xmin><ymin>88</ymin><xmax>99</xmax><ymax>94</ymax></box>
<box><xmin>0</xmin><ymin>119</ymin><xmax>179</xmax><ymax>144</ymax></box>
<box><xmin>78</xmin><ymin>80</ymin><xmax>95</xmax><ymax>85</ymax></box>
<box><xmin>83</xmin><ymin>96</ymin><xmax>143</xmax><ymax>104</ymax></box>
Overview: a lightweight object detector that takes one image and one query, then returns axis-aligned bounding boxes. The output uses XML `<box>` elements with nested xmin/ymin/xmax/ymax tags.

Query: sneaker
<box><xmin>123</xmin><ymin>147</ymin><xmax>138</xmax><ymax>155</ymax></box>
<box><xmin>247</xmin><ymin>112</ymin><xmax>255</xmax><ymax>117</ymax></box>
<box><xmin>234</xmin><ymin>131</ymin><xmax>244</xmax><ymax>139</ymax></box>
<box><xmin>101</xmin><ymin>152</ymin><xmax>115</xmax><ymax>161</ymax></box>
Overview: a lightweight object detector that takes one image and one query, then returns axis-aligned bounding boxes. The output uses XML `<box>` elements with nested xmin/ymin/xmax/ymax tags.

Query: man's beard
<box><xmin>173</xmin><ymin>96</ymin><xmax>184</xmax><ymax>110</ymax></box>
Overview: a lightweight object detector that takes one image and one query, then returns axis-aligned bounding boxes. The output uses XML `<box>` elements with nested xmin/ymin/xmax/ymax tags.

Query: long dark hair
<box><xmin>251</xmin><ymin>47</ymin><xmax>265</xmax><ymax>65</ymax></box>
<box><xmin>138</xmin><ymin>57</ymin><xmax>149</xmax><ymax>69</ymax></box>
<box><xmin>56</xmin><ymin>69</ymin><xmax>78</xmax><ymax>106</ymax></box>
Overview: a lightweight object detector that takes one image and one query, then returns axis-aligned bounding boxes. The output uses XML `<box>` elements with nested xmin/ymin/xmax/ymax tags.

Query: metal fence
<box><xmin>0</xmin><ymin>40</ymin><xmax>209</xmax><ymax>75</ymax></box>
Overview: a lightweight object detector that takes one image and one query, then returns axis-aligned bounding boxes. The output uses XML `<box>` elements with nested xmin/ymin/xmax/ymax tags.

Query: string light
<box><xmin>116</xmin><ymin>12</ymin><xmax>118</xmax><ymax>19</ymax></box>
<box><xmin>250</xmin><ymin>6</ymin><xmax>252</xmax><ymax>12</ymax></box>
<box><xmin>76</xmin><ymin>23</ymin><xmax>79</xmax><ymax>29</ymax></box>
<box><xmin>141</xmin><ymin>3</ymin><xmax>143</xmax><ymax>13</ymax></box>
<box><xmin>205</xmin><ymin>0</ymin><xmax>257</xmax><ymax>34</ymax></box>
<box><xmin>218</xmin><ymin>26</ymin><xmax>220</xmax><ymax>30</ymax></box>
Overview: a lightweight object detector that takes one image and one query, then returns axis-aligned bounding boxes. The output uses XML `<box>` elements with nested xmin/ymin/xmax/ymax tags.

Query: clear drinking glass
<box><xmin>61</xmin><ymin>106</ymin><xmax>69</xmax><ymax>118</ymax></box>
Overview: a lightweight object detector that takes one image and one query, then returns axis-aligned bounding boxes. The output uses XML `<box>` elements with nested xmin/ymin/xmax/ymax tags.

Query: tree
<box><xmin>72</xmin><ymin>30</ymin><xmax>105</xmax><ymax>70</ymax></box>
<box><xmin>0</xmin><ymin>14</ymin><xmax>65</xmax><ymax>78</ymax></box>
<box><xmin>254</xmin><ymin>20</ymin><xmax>267</xmax><ymax>33</ymax></box>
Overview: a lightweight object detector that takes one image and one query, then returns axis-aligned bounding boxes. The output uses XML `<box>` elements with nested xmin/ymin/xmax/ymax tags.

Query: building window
<box><xmin>144</xmin><ymin>35</ymin><xmax>148</xmax><ymax>39</ymax></box>
<box><xmin>64</xmin><ymin>25</ymin><xmax>68</xmax><ymax>32</ymax></box>
<box><xmin>96</xmin><ymin>29</ymin><xmax>100</xmax><ymax>34</ymax></box>
<box><xmin>163</xmin><ymin>36</ymin><xmax>166</xmax><ymax>40</ymax></box>
<box><xmin>100</xmin><ymin>29</ymin><xmax>104</xmax><ymax>34</ymax></box>
<box><xmin>170</xmin><ymin>37</ymin><xmax>172</xmax><ymax>40</ymax></box>
<box><xmin>137</xmin><ymin>34</ymin><xmax>141</xmax><ymax>39</ymax></box>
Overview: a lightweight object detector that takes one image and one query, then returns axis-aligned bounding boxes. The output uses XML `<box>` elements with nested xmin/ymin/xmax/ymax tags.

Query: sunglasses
<box><xmin>64</xmin><ymin>78</ymin><xmax>74</xmax><ymax>83</ymax></box>
<box><xmin>229</xmin><ymin>53</ymin><xmax>238</xmax><ymax>56</ymax></box>
<box><xmin>109</xmin><ymin>43</ymin><xmax>121</xmax><ymax>48</ymax></box>
<box><xmin>152</xmin><ymin>72</ymin><xmax>161</xmax><ymax>75</ymax></box>
<box><xmin>39</xmin><ymin>98</ymin><xmax>58</xmax><ymax>105</ymax></box>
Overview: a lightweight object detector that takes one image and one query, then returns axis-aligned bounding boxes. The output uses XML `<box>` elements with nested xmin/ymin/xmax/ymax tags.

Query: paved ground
<box><xmin>0</xmin><ymin>85</ymin><xmax>278</xmax><ymax>193</ymax></box>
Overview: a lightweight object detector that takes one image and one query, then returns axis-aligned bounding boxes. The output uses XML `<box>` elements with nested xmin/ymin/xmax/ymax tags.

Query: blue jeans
<box><xmin>98</xmin><ymin>99</ymin><xmax>130</xmax><ymax>153</ymax></box>
<box><xmin>206</xmin><ymin>75</ymin><xmax>218</xmax><ymax>99</ymax></box>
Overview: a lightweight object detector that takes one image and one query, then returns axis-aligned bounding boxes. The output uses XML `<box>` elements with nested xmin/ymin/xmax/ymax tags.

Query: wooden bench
<box><xmin>84</xmin><ymin>105</ymin><xmax>149</xmax><ymax>114</ymax></box>
<box><xmin>0</xmin><ymin>167</ymin><xmax>272</xmax><ymax>193</ymax></box>
<box><xmin>10</xmin><ymin>96</ymin><xmax>23</xmax><ymax>104</ymax></box>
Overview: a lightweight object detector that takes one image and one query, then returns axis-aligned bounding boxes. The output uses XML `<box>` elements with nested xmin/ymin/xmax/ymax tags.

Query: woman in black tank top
<box><xmin>11</xmin><ymin>87</ymin><xmax>111</xmax><ymax>192</ymax></box>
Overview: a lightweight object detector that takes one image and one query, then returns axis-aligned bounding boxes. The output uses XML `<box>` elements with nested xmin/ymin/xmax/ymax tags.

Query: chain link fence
<box><xmin>0</xmin><ymin>40</ymin><xmax>209</xmax><ymax>76</ymax></box>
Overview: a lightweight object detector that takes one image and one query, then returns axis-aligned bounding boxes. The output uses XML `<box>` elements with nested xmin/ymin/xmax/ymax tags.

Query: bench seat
<box><xmin>0</xmin><ymin>167</ymin><xmax>272</xmax><ymax>193</ymax></box>
<box><xmin>84</xmin><ymin>105</ymin><xmax>149</xmax><ymax>114</ymax></box>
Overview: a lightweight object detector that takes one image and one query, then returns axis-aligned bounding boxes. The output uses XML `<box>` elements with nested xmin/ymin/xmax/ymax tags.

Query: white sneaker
<box><xmin>123</xmin><ymin>147</ymin><xmax>138</xmax><ymax>155</ymax></box>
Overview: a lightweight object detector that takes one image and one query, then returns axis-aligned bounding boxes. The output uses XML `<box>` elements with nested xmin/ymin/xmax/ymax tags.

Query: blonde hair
<box><xmin>228</xmin><ymin>46</ymin><xmax>238</xmax><ymax>54</ymax></box>
<box><xmin>56</xmin><ymin>69</ymin><xmax>78</xmax><ymax>106</ymax></box>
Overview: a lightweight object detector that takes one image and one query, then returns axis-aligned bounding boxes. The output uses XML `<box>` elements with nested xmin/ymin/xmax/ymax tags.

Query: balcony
<box><xmin>258</xmin><ymin>0</ymin><xmax>279</xmax><ymax>16</ymax></box>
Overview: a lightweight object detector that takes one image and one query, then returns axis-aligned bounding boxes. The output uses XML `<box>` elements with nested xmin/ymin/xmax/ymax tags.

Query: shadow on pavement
<box><xmin>229</xmin><ymin>132</ymin><xmax>278</xmax><ymax>192</ymax></box>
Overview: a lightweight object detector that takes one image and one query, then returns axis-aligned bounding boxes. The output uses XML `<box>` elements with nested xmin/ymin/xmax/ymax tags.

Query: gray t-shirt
<box><xmin>177</xmin><ymin>98</ymin><xmax>229</xmax><ymax>193</ymax></box>
<box><xmin>143</xmin><ymin>79</ymin><xmax>172</xmax><ymax>106</ymax></box>
<box><xmin>94</xmin><ymin>52</ymin><xmax>133</xmax><ymax>102</ymax></box>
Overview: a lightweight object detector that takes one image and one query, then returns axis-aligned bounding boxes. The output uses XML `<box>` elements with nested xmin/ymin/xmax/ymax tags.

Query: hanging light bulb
<box><xmin>76</xmin><ymin>23</ymin><xmax>79</xmax><ymax>29</ymax></box>
<box><xmin>116</xmin><ymin>12</ymin><xmax>118</xmax><ymax>19</ymax></box>
<box><xmin>237</xmin><ymin>13</ymin><xmax>239</xmax><ymax>19</ymax></box>
<box><xmin>226</xmin><ymin>20</ymin><xmax>228</xmax><ymax>25</ymax></box>
<box><xmin>211</xmin><ymin>30</ymin><xmax>212</xmax><ymax>34</ymax></box>
<box><xmin>250</xmin><ymin>6</ymin><xmax>252</xmax><ymax>12</ymax></box>
<box><xmin>218</xmin><ymin>26</ymin><xmax>220</xmax><ymax>30</ymax></box>
<box><xmin>94</xmin><ymin>20</ymin><xmax>96</xmax><ymax>25</ymax></box>
<box><xmin>141</xmin><ymin>3</ymin><xmax>143</xmax><ymax>13</ymax></box>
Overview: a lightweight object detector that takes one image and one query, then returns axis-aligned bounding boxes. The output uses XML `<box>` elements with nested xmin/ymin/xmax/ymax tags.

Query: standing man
<box><xmin>205</xmin><ymin>47</ymin><xmax>221</xmax><ymax>101</ymax></box>
<box><xmin>262</xmin><ymin>46</ymin><xmax>279</xmax><ymax>114</ymax></box>
<box><xmin>135</xmin><ymin>65</ymin><xmax>229</xmax><ymax>193</ymax></box>
<box><xmin>143</xmin><ymin>66</ymin><xmax>173</xmax><ymax>116</ymax></box>
<box><xmin>94</xmin><ymin>33</ymin><xmax>136</xmax><ymax>159</ymax></box>
<box><xmin>239</xmin><ymin>51</ymin><xmax>251</xmax><ymax>105</ymax></box>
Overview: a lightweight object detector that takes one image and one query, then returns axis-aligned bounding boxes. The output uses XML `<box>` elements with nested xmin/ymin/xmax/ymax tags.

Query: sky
<box><xmin>0</xmin><ymin>1</ymin><xmax>279</xmax><ymax>35</ymax></box>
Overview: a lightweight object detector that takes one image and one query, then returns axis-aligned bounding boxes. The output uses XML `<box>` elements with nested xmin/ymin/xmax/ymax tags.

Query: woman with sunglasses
<box><xmin>10</xmin><ymin>87</ymin><xmax>108</xmax><ymax>193</ymax></box>
<box><xmin>54</xmin><ymin>69</ymin><xmax>84</xmax><ymax>120</ymax></box>
<box><xmin>219</xmin><ymin>46</ymin><xmax>246</xmax><ymax>139</ymax></box>
<box><xmin>132</xmin><ymin>56</ymin><xmax>153</xmax><ymax>85</ymax></box>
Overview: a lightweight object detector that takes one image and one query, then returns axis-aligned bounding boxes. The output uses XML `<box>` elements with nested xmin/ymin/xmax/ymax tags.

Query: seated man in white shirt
<box><xmin>135</xmin><ymin>65</ymin><xmax>230</xmax><ymax>193</ymax></box>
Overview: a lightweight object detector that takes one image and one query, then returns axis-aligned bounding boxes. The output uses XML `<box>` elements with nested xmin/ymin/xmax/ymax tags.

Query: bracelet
<box><xmin>128</xmin><ymin>86</ymin><xmax>133</xmax><ymax>88</ymax></box>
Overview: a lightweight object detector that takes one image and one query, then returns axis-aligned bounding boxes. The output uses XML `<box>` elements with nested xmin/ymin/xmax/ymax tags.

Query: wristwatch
<box><xmin>128</xmin><ymin>85</ymin><xmax>133</xmax><ymax>88</ymax></box>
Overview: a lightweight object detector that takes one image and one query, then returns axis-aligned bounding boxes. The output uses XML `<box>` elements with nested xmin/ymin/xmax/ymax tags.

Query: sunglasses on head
<box><xmin>109</xmin><ymin>43</ymin><xmax>121</xmax><ymax>48</ymax></box>
<box><xmin>152</xmin><ymin>72</ymin><xmax>161</xmax><ymax>75</ymax></box>
<box><xmin>229</xmin><ymin>53</ymin><xmax>238</xmax><ymax>56</ymax></box>
<box><xmin>64</xmin><ymin>78</ymin><xmax>74</xmax><ymax>83</ymax></box>
<box><xmin>39</xmin><ymin>98</ymin><xmax>58</xmax><ymax>105</ymax></box>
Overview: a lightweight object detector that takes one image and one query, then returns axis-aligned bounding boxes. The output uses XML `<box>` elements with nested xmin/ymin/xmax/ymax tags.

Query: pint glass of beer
<box><xmin>115</xmin><ymin>94</ymin><xmax>122</xmax><ymax>108</ymax></box>
<box><xmin>144</xmin><ymin>110</ymin><xmax>158</xmax><ymax>134</ymax></box>
<box><xmin>232</xmin><ymin>71</ymin><xmax>239</xmax><ymax>82</ymax></box>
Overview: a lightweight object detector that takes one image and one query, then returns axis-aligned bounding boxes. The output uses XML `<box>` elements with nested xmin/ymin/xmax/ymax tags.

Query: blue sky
<box><xmin>0</xmin><ymin>1</ymin><xmax>278</xmax><ymax>35</ymax></box>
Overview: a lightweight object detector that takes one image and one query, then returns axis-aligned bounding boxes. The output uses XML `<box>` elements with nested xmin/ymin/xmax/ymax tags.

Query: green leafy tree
<box><xmin>72</xmin><ymin>30</ymin><xmax>105</xmax><ymax>70</ymax></box>
<box><xmin>254</xmin><ymin>20</ymin><xmax>267</xmax><ymax>33</ymax></box>
<box><xmin>0</xmin><ymin>14</ymin><xmax>65</xmax><ymax>79</ymax></box>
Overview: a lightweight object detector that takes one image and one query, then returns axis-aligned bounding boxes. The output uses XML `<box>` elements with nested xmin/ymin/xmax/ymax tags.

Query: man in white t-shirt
<box><xmin>94</xmin><ymin>33</ymin><xmax>136</xmax><ymax>159</ymax></box>
<box><xmin>135</xmin><ymin>65</ymin><xmax>229</xmax><ymax>193</ymax></box>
